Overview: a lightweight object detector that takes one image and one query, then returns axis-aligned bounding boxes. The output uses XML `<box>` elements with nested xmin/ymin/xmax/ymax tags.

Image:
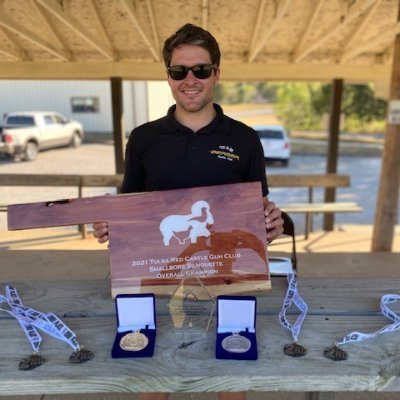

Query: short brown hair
<box><xmin>162</xmin><ymin>23</ymin><xmax>221</xmax><ymax>67</ymax></box>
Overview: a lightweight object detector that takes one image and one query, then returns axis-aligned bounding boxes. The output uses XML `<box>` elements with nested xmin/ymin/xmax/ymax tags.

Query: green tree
<box><xmin>342</xmin><ymin>84</ymin><xmax>387</xmax><ymax>122</ymax></box>
<box><xmin>274</xmin><ymin>83</ymin><xmax>322</xmax><ymax>130</ymax></box>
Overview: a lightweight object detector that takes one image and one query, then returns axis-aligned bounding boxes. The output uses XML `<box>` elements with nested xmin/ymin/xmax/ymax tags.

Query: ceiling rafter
<box><xmin>293</xmin><ymin>0</ymin><xmax>377</xmax><ymax>63</ymax></box>
<box><xmin>339</xmin><ymin>0</ymin><xmax>383</xmax><ymax>63</ymax></box>
<box><xmin>31</xmin><ymin>0</ymin><xmax>69</xmax><ymax>56</ymax></box>
<box><xmin>202</xmin><ymin>0</ymin><xmax>209</xmax><ymax>31</ymax></box>
<box><xmin>145</xmin><ymin>0</ymin><xmax>160</xmax><ymax>56</ymax></box>
<box><xmin>32</xmin><ymin>0</ymin><xmax>64</xmax><ymax>49</ymax></box>
<box><xmin>0</xmin><ymin>4</ymin><xmax>68</xmax><ymax>60</ymax></box>
<box><xmin>291</xmin><ymin>0</ymin><xmax>324</xmax><ymax>62</ymax></box>
<box><xmin>120</xmin><ymin>0</ymin><xmax>160</xmax><ymax>62</ymax></box>
<box><xmin>248</xmin><ymin>0</ymin><xmax>292</xmax><ymax>63</ymax></box>
<box><xmin>0</xmin><ymin>46</ymin><xmax>20</xmax><ymax>60</ymax></box>
<box><xmin>378</xmin><ymin>45</ymin><xmax>394</xmax><ymax>64</ymax></box>
<box><xmin>341</xmin><ymin>20</ymin><xmax>400</xmax><ymax>63</ymax></box>
<box><xmin>337</xmin><ymin>0</ymin><xmax>347</xmax><ymax>19</ymax></box>
<box><xmin>36</xmin><ymin>0</ymin><xmax>115</xmax><ymax>61</ymax></box>
<box><xmin>0</xmin><ymin>26</ymin><xmax>28</xmax><ymax>61</ymax></box>
<box><xmin>248</xmin><ymin>0</ymin><xmax>267</xmax><ymax>62</ymax></box>
<box><xmin>86</xmin><ymin>0</ymin><xmax>114</xmax><ymax>51</ymax></box>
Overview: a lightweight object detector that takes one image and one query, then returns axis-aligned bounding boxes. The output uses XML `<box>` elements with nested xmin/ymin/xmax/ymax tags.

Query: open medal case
<box><xmin>215</xmin><ymin>295</ymin><xmax>257</xmax><ymax>360</ymax></box>
<box><xmin>112</xmin><ymin>293</ymin><xmax>156</xmax><ymax>358</ymax></box>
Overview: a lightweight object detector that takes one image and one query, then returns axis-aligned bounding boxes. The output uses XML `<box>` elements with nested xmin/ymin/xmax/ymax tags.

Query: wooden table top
<box><xmin>1</xmin><ymin>253</ymin><xmax>400</xmax><ymax>395</ymax></box>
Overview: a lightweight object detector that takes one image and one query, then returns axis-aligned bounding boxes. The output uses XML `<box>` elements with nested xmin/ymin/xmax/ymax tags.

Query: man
<box><xmin>94</xmin><ymin>23</ymin><xmax>283</xmax><ymax>243</ymax></box>
<box><xmin>93</xmin><ymin>23</ymin><xmax>284</xmax><ymax>400</ymax></box>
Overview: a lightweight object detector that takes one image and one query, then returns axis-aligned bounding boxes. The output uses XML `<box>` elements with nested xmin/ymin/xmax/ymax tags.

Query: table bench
<box><xmin>0</xmin><ymin>252</ymin><xmax>399</xmax><ymax>398</ymax></box>
<box><xmin>268</xmin><ymin>174</ymin><xmax>362</xmax><ymax>239</ymax></box>
<box><xmin>0</xmin><ymin>173</ymin><xmax>361</xmax><ymax>239</ymax></box>
<box><xmin>281</xmin><ymin>202</ymin><xmax>362</xmax><ymax>238</ymax></box>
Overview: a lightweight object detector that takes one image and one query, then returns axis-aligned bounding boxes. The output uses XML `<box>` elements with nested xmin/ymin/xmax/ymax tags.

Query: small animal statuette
<box><xmin>324</xmin><ymin>345</ymin><xmax>348</xmax><ymax>361</ymax></box>
<box><xmin>19</xmin><ymin>353</ymin><xmax>46</xmax><ymax>370</ymax></box>
<box><xmin>69</xmin><ymin>347</ymin><xmax>94</xmax><ymax>363</ymax></box>
<box><xmin>283</xmin><ymin>342</ymin><xmax>307</xmax><ymax>357</ymax></box>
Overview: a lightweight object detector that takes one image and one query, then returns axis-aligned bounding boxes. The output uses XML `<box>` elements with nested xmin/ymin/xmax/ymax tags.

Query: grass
<box><xmin>221</xmin><ymin>103</ymin><xmax>386</xmax><ymax>144</ymax></box>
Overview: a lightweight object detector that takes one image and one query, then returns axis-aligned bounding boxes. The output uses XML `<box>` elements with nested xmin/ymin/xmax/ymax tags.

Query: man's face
<box><xmin>167</xmin><ymin>44</ymin><xmax>220</xmax><ymax>114</ymax></box>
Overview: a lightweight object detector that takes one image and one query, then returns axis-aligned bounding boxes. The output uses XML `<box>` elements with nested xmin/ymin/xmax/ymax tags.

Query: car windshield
<box><xmin>7</xmin><ymin>116</ymin><xmax>35</xmax><ymax>127</ymax></box>
<box><xmin>256</xmin><ymin>129</ymin><xmax>284</xmax><ymax>140</ymax></box>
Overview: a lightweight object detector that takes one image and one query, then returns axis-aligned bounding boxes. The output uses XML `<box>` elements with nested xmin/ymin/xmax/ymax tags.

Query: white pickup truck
<box><xmin>0</xmin><ymin>111</ymin><xmax>84</xmax><ymax>161</ymax></box>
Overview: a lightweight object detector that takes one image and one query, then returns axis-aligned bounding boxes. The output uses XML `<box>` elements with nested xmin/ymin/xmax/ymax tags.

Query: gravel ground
<box><xmin>0</xmin><ymin>142</ymin><xmax>117</xmax><ymax>230</ymax></box>
<box><xmin>0</xmin><ymin>140</ymin><xmax>384</xmax><ymax>234</ymax></box>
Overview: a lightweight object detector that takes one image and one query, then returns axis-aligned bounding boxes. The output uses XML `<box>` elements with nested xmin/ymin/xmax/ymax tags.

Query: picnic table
<box><xmin>1</xmin><ymin>251</ymin><xmax>400</xmax><ymax>399</ymax></box>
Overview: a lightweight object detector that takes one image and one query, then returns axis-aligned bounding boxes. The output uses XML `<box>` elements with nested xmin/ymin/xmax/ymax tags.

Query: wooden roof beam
<box><xmin>145</xmin><ymin>0</ymin><xmax>160</xmax><ymax>56</ymax></box>
<box><xmin>0</xmin><ymin>61</ymin><xmax>389</xmax><ymax>81</ymax></box>
<box><xmin>120</xmin><ymin>0</ymin><xmax>160</xmax><ymax>62</ymax></box>
<box><xmin>86</xmin><ymin>0</ymin><xmax>114</xmax><ymax>51</ymax></box>
<box><xmin>248</xmin><ymin>0</ymin><xmax>291</xmax><ymax>63</ymax></box>
<box><xmin>248</xmin><ymin>0</ymin><xmax>267</xmax><ymax>62</ymax></box>
<box><xmin>202</xmin><ymin>0</ymin><xmax>209</xmax><ymax>31</ymax></box>
<box><xmin>341</xmin><ymin>21</ymin><xmax>400</xmax><ymax>63</ymax></box>
<box><xmin>0</xmin><ymin>26</ymin><xmax>29</xmax><ymax>61</ymax></box>
<box><xmin>0</xmin><ymin>5</ymin><xmax>68</xmax><ymax>60</ymax></box>
<box><xmin>339</xmin><ymin>0</ymin><xmax>383</xmax><ymax>63</ymax></box>
<box><xmin>291</xmin><ymin>0</ymin><xmax>324</xmax><ymax>62</ymax></box>
<box><xmin>294</xmin><ymin>0</ymin><xmax>377</xmax><ymax>63</ymax></box>
<box><xmin>36</xmin><ymin>0</ymin><xmax>115</xmax><ymax>61</ymax></box>
<box><xmin>0</xmin><ymin>44</ymin><xmax>23</xmax><ymax>60</ymax></box>
<box><xmin>32</xmin><ymin>0</ymin><xmax>66</xmax><ymax>51</ymax></box>
<box><xmin>375</xmin><ymin>45</ymin><xmax>394</xmax><ymax>65</ymax></box>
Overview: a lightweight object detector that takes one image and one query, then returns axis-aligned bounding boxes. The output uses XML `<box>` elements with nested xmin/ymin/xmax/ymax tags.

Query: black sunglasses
<box><xmin>167</xmin><ymin>64</ymin><xmax>217</xmax><ymax>80</ymax></box>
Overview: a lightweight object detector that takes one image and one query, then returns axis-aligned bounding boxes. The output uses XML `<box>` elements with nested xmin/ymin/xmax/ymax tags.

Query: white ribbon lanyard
<box><xmin>278</xmin><ymin>273</ymin><xmax>308</xmax><ymax>342</ymax></box>
<box><xmin>336</xmin><ymin>294</ymin><xmax>400</xmax><ymax>346</ymax></box>
<box><xmin>0</xmin><ymin>286</ymin><xmax>80</xmax><ymax>352</ymax></box>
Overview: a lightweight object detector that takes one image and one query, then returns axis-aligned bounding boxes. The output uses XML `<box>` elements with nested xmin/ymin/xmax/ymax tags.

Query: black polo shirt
<box><xmin>121</xmin><ymin>104</ymin><xmax>268</xmax><ymax>196</ymax></box>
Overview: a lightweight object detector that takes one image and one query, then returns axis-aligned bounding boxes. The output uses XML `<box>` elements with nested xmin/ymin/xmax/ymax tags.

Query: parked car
<box><xmin>0</xmin><ymin>111</ymin><xmax>84</xmax><ymax>161</ymax></box>
<box><xmin>253</xmin><ymin>124</ymin><xmax>291</xmax><ymax>166</ymax></box>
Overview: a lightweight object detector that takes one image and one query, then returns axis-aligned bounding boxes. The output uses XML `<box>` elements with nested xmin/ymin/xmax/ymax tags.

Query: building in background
<box><xmin>0</xmin><ymin>80</ymin><xmax>173</xmax><ymax>136</ymax></box>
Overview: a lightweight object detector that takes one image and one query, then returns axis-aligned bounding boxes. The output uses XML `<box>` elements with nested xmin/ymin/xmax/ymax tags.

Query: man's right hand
<box><xmin>92</xmin><ymin>221</ymin><xmax>109</xmax><ymax>244</ymax></box>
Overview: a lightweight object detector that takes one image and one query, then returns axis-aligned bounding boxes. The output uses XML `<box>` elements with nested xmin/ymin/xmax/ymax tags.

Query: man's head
<box><xmin>162</xmin><ymin>23</ymin><xmax>221</xmax><ymax>68</ymax></box>
<box><xmin>163</xmin><ymin>24</ymin><xmax>221</xmax><ymax>116</ymax></box>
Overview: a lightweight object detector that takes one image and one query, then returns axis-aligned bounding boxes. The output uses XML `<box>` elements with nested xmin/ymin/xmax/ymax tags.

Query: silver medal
<box><xmin>222</xmin><ymin>332</ymin><xmax>251</xmax><ymax>353</ymax></box>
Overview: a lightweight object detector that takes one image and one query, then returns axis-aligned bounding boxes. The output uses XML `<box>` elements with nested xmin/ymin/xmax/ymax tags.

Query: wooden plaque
<box><xmin>8</xmin><ymin>182</ymin><xmax>270</xmax><ymax>298</ymax></box>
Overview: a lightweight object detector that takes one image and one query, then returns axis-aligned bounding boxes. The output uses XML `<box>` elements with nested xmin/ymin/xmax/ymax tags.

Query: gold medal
<box><xmin>119</xmin><ymin>331</ymin><xmax>149</xmax><ymax>351</ymax></box>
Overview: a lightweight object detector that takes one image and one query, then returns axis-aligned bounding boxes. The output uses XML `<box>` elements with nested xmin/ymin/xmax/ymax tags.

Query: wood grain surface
<box><xmin>0</xmin><ymin>315</ymin><xmax>399</xmax><ymax>394</ymax></box>
<box><xmin>1</xmin><ymin>278</ymin><xmax>398</xmax><ymax>319</ymax></box>
<box><xmin>1</xmin><ymin>277</ymin><xmax>400</xmax><ymax>394</ymax></box>
<box><xmin>7</xmin><ymin>182</ymin><xmax>270</xmax><ymax>298</ymax></box>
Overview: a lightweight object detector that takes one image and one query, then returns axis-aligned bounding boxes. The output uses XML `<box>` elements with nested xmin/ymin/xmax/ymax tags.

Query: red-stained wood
<box><xmin>8</xmin><ymin>182</ymin><xmax>270</xmax><ymax>298</ymax></box>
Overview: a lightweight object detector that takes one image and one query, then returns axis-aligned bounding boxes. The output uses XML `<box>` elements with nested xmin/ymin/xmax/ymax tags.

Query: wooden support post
<box><xmin>372</xmin><ymin>4</ymin><xmax>400</xmax><ymax>251</ymax></box>
<box><xmin>111</xmin><ymin>77</ymin><xmax>125</xmax><ymax>174</ymax></box>
<box><xmin>77</xmin><ymin>179</ymin><xmax>86</xmax><ymax>238</ymax></box>
<box><xmin>323</xmin><ymin>79</ymin><xmax>343</xmax><ymax>231</ymax></box>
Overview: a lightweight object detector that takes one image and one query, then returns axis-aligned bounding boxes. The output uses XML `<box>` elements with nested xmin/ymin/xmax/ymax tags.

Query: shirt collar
<box><xmin>163</xmin><ymin>103</ymin><xmax>231</xmax><ymax>134</ymax></box>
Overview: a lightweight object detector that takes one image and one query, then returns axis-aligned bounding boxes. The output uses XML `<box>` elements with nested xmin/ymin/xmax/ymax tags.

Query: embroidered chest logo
<box><xmin>210</xmin><ymin>145</ymin><xmax>240</xmax><ymax>162</ymax></box>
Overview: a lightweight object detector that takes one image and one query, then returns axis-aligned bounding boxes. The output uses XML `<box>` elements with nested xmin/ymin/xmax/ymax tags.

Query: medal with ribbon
<box><xmin>324</xmin><ymin>294</ymin><xmax>400</xmax><ymax>361</ymax></box>
<box><xmin>278</xmin><ymin>273</ymin><xmax>308</xmax><ymax>357</ymax></box>
<box><xmin>0</xmin><ymin>286</ymin><xmax>94</xmax><ymax>370</ymax></box>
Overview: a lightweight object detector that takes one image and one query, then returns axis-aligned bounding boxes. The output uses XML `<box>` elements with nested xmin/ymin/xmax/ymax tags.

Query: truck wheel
<box><xmin>71</xmin><ymin>132</ymin><xmax>82</xmax><ymax>148</ymax></box>
<box><xmin>23</xmin><ymin>141</ymin><xmax>39</xmax><ymax>161</ymax></box>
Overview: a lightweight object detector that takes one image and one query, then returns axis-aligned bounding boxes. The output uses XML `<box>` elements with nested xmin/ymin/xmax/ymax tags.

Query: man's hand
<box><xmin>92</xmin><ymin>221</ymin><xmax>109</xmax><ymax>244</ymax></box>
<box><xmin>263</xmin><ymin>197</ymin><xmax>284</xmax><ymax>243</ymax></box>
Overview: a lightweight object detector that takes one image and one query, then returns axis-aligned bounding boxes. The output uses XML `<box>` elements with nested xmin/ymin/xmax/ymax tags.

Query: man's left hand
<box><xmin>264</xmin><ymin>198</ymin><xmax>284</xmax><ymax>243</ymax></box>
